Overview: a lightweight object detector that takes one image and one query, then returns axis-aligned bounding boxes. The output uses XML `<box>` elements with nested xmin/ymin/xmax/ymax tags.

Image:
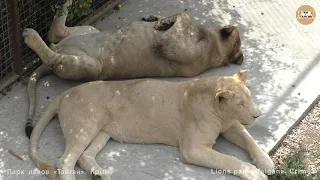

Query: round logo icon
<box><xmin>296</xmin><ymin>5</ymin><xmax>316</xmax><ymax>25</ymax></box>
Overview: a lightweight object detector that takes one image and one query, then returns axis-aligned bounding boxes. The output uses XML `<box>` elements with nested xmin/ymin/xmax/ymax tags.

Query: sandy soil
<box><xmin>271</xmin><ymin>100</ymin><xmax>320</xmax><ymax>179</ymax></box>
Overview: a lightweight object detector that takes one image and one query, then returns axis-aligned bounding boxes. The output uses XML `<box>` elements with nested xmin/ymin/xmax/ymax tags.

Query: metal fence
<box><xmin>0</xmin><ymin>0</ymin><xmax>120</xmax><ymax>91</ymax></box>
<box><xmin>0</xmin><ymin>0</ymin><xmax>13</xmax><ymax>85</ymax></box>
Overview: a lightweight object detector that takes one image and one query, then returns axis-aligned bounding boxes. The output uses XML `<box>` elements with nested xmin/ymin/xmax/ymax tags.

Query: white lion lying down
<box><xmin>23</xmin><ymin>0</ymin><xmax>244</xmax><ymax>138</ymax></box>
<box><xmin>29</xmin><ymin>70</ymin><xmax>274</xmax><ymax>180</ymax></box>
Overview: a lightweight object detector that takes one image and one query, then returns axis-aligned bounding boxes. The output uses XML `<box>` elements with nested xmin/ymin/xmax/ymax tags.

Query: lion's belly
<box><xmin>104</xmin><ymin>107</ymin><xmax>181</xmax><ymax>146</ymax></box>
<box><xmin>101</xmin><ymin>81</ymin><xmax>183</xmax><ymax>146</ymax></box>
<box><xmin>104</xmin><ymin>118</ymin><xmax>180</xmax><ymax>146</ymax></box>
<box><xmin>57</xmin><ymin>32</ymin><xmax>110</xmax><ymax>59</ymax></box>
<box><xmin>99</xmin><ymin>53</ymin><xmax>176</xmax><ymax>80</ymax></box>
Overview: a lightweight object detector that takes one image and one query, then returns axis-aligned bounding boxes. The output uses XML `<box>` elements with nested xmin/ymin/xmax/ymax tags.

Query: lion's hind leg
<box><xmin>48</xmin><ymin>0</ymin><xmax>73</xmax><ymax>43</ymax></box>
<box><xmin>77</xmin><ymin>131</ymin><xmax>111</xmax><ymax>180</ymax></box>
<box><xmin>48</xmin><ymin>0</ymin><xmax>99</xmax><ymax>43</ymax></box>
<box><xmin>23</xmin><ymin>28</ymin><xmax>60</xmax><ymax>68</ymax></box>
<box><xmin>56</xmin><ymin>120</ymin><xmax>101</xmax><ymax>179</ymax></box>
<box><xmin>23</xmin><ymin>28</ymin><xmax>101</xmax><ymax>80</ymax></box>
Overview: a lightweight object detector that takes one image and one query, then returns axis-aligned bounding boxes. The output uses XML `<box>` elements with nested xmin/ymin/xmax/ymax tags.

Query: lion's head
<box><xmin>214</xmin><ymin>70</ymin><xmax>260</xmax><ymax>127</ymax></box>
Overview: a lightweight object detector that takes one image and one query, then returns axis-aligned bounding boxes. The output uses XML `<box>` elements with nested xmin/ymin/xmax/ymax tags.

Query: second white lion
<box><xmin>29</xmin><ymin>70</ymin><xmax>274</xmax><ymax>180</ymax></box>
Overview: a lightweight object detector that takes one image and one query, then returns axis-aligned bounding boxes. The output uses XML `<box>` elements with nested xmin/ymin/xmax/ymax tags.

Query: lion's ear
<box><xmin>220</xmin><ymin>25</ymin><xmax>235</xmax><ymax>38</ymax></box>
<box><xmin>215</xmin><ymin>90</ymin><xmax>233</xmax><ymax>103</ymax></box>
<box><xmin>233</xmin><ymin>70</ymin><xmax>248</xmax><ymax>82</ymax></box>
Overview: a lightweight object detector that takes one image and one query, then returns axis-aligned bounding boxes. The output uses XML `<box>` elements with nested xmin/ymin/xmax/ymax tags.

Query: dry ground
<box><xmin>270</xmin><ymin>100</ymin><xmax>320</xmax><ymax>180</ymax></box>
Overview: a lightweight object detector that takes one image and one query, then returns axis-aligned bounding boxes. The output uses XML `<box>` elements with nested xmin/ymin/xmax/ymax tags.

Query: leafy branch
<box><xmin>51</xmin><ymin>0</ymin><xmax>93</xmax><ymax>21</ymax></box>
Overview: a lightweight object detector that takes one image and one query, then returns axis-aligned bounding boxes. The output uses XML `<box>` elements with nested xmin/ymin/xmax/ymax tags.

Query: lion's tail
<box><xmin>29</xmin><ymin>93</ymin><xmax>63</xmax><ymax>180</ymax></box>
<box><xmin>25</xmin><ymin>64</ymin><xmax>52</xmax><ymax>139</ymax></box>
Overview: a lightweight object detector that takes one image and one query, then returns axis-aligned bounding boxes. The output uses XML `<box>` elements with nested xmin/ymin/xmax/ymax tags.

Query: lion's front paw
<box><xmin>22</xmin><ymin>28</ymin><xmax>42</xmax><ymax>50</ymax></box>
<box><xmin>91</xmin><ymin>173</ymin><xmax>111</xmax><ymax>180</ymax></box>
<box><xmin>141</xmin><ymin>15</ymin><xmax>161</xmax><ymax>22</ymax></box>
<box><xmin>253</xmin><ymin>151</ymin><xmax>275</xmax><ymax>173</ymax></box>
<box><xmin>237</xmin><ymin>163</ymin><xmax>268</xmax><ymax>180</ymax></box>
<box><xmin>154</xmin><ymin>18</ymin><xmax>174</xmax><ymax>31</ymax></box>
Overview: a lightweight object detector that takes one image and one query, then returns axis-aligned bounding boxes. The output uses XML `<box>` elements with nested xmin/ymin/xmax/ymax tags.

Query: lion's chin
<box><xmin>241</xmin><ymin>122</ymin><xmax>255</xmax><ymax>128</ymax></box>
<box><xmin>243</xmin><ymin>124</ymin><xmax>253</xmax><ymax>128</ymax></box>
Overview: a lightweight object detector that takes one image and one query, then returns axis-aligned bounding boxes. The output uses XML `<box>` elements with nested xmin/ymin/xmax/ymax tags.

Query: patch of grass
<box><xmin>269</xmin><ymin>153</ymin><xmax>312</xmax><ymax>180</ymax></box>
<box><xmin>268</xmin><ymin>149</ymin><xmax>276</xmax><ymax>156</ymax></box>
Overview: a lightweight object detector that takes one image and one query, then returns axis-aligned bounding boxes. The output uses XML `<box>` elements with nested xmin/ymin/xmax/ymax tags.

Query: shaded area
<box><xmin>0</xmin><ymin>0</ymin><xmax>117</xmax><ymax>90</ymax></box>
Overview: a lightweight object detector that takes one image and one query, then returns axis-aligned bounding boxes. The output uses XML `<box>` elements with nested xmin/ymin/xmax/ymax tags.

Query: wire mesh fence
<box><xmin>0</xmin><ymin>0</ymin><xmax>119</xmax><ymax>91</ymax></box>
<box><xmin>18</xmin><ymin>0</ymin><xmax>58</xmax><ymax>71</ymax></box>
<box><xmin>0</xmin><ymin>0</ymin><xmax>13</xmax><ymax>85</ymax></box>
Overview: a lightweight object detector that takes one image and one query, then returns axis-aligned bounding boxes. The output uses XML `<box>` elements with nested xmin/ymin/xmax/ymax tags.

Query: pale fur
<box><xmin>23</xmin><ymin>0</ymin><xmax>244</xmax><ymax>138</ymax></box>
<box><xmin>29</xmin><ymin>70</ymin><xmax>274</xmax><ymax>180</ymax></box>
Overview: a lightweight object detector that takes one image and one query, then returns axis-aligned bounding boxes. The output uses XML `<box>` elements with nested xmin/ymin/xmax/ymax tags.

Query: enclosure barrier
<box><xmin>0</xmin><ymin>0</ymin><xmax>121</xmax><ymax>92</ymax></box>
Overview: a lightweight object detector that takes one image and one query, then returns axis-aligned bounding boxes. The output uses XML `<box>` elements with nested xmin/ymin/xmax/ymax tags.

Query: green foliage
<box><xmin>269</xmin><ymin>153</ymin><xmax>313</xmax><ymax>180</ymax></box>
<box><xmin>268</xmin><ymin>149</ymin><xmax>276</xmax><ymax>156</ymax></box>
<box><xmin>51</xmin><ymin>0</ymin><xmax>93</xmax><ymax>22</ymax></box>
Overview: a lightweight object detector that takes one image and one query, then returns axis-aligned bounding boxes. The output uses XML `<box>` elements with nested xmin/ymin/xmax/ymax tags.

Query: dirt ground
<box><xmin>271</xmin><ymin>99</ymin><xmax>320</xmax><ymax>179</ymax></box>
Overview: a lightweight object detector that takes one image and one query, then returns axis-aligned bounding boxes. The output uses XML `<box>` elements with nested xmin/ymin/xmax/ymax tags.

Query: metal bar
<box><xmin>6</xmin><ymin>0</ymin><xmax>22</xmax><ymax>75</ymax></box>
<box><xmin>0</xmin><ymin>73</ymin><xmax>20</xmax><ymax>96</ymax></box>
